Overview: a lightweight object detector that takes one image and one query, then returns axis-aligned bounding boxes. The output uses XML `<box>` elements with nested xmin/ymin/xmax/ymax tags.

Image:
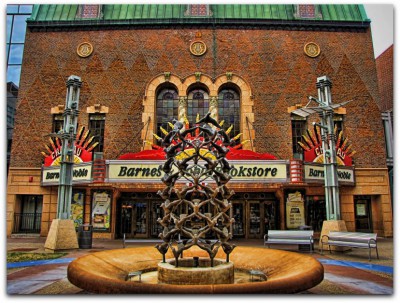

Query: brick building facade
<box><xmin>376</xmin><ymin>45</ymin><xmax>394</xmax><ymax>112</ymax></box>
<box><xmin>7</xmin><ymin>4</ymin><xmax>392</xmax><ymax>239</ymax></box>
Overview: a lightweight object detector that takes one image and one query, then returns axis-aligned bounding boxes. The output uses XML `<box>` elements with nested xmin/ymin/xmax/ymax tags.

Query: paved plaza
<box><xmin>5</xmin><ymin>236</ymin><xmax>394</xmax><ymax>296</ymax></box>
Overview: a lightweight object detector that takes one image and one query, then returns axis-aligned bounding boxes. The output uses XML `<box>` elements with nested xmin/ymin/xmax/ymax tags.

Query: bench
<box><xmin>320</xmin><ymin>231</ymin><xmax>379</xmax><ymax>261</ymax></box>
<box><xmin>249</xmin><ymin>270</ymin><xmax>267</xmax><ymax>282</ymax></box>
<box><xmin>123</xmin><ymin>233</ymin><xmax>162</xmax><ymax>248</ymax></box>
<box><xmin>264</xmin><ymin>230</ymin><xmax>314</xmax><ymax>252</ymax></box>
<box><xmin>126</xmin><ymin>271</ymin><xmax>142</xmax><ymax>282</ymax></box>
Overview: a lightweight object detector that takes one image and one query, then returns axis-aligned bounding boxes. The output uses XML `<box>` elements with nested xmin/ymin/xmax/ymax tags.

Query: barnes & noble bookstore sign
<box><xmin>41</xmin><ymin>161</ymin><xmax>354</xmax><ymax>185</ymax></box>
<box><xmin>304</xmin><ymin>163</ymin><xmax>355</xmax><ymax>185</ymax></box>
<box><xmin>108</xmin><ymin>160</ymin><xmax>288</xmax><ymax>183</ymax></box>
<box><xmin>41</xmin><ymin>160</ymin><xmax>289</xmax><ymax>185</ymax></box>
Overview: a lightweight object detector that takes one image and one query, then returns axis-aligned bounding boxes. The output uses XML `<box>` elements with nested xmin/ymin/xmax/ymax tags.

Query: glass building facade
<box><xmin>6</xmin><ymin>4</ymin><xmax>33</xmax><ymax>172</ymax></box>
<box><xmin>6</xmin><ymin>4</ymin><xmax>33</xmax><ymax>86</ymax></box>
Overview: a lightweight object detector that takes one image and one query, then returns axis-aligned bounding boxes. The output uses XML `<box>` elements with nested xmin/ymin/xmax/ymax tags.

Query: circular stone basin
<box><xmin>158</xmin><ymin>258</ymin><xmax>234</xmax><ymax>285</ymax></box>
<box><xmin>67</xmin><ymin>246</ymin><xmax>324</xmax><ymax>294</ymax></box>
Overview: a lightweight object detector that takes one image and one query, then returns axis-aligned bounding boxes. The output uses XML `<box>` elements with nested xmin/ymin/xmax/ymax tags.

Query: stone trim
<box><xmin>50</xmin><ymin>105</ymin><xmax>65</xmax><ymax>114</ymax></box>
<box><xmin>86</xmin><ymin>104</ymin><xmax>109</xmax><ymax>114</ymax></box>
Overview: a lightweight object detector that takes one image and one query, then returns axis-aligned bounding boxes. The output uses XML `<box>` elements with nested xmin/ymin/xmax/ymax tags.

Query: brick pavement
<box><xmin>5</xmin><ymin>236</ymin><xmax>394</xmax><ymax>295</ymax></box>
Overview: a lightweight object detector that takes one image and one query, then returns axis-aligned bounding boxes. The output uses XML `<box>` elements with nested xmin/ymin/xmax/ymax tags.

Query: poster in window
<box><xmin>286</xmin><ymin>191</ymin><xmax>305</xmax><ymax>229</ymax></box>
<box><xmin>71</xmin><ymin>190</ymin><xmax>85</xmax><ymax>228</ymax></box>
<box><xmin>356</xmin><ymin>204</ymin><xmax>367</xmax><ymax>216</ymax></box>
<box><xmin>92</xmin><ymin>191</ymin><xmax>111</xmax><ymax>231</ymax></box>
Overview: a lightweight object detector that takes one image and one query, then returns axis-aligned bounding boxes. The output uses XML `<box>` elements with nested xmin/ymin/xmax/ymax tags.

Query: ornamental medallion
<box><xmin>190</xmin><ymin>41</ymin><xmax>207</xmax><ymax>56</ymax></box>
<box><xmin>304</xmin><ymin>42</ymin><xmax>320</xmax><ymax>58</ymax></box>
<box><xmin>77</xmin><ymin>42</ymin><xmax>93</xmax><ymax>58</ymax></box>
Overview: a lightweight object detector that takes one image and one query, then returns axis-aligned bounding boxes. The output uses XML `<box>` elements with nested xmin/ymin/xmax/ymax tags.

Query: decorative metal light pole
<box><xmin>292</xmin><ymin>76</ymin><xmax>350</xmax><ymax>221</ymax></box>
<box><xmin>315</xmin><ymin>76</ymin><xmax>341</xmax><ymax>220</ymax></box>
<box><xmin>57</xmin><ymin>75</ymin><xmax>82</xmax><ymax>219</ymax></box>
<box><xmin>44</xmin><ymin>75</ymin><xmax>81</xmax><ymax>252</ymax></box>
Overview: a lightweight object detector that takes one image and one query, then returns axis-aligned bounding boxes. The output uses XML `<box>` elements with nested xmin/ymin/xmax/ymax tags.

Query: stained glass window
<box><xmin>156</xmin><ymin>88</ymin><xmax>179</xmax><ymax>138</ymax></box>
<box><xmin>187</xmin><ymin>88</ymin><xmax>209</xmax><ymax>127</ymax></box>
<box><xmin>218</xmin><ymin>89</ymin><xmax>240</xmax><ymax>138</ymax></box>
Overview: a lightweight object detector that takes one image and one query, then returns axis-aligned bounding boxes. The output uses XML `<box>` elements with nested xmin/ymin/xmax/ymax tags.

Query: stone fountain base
<box><xmin>158</xmin><ymin>258</ymin><xmax>234</xmax><ymax>285</ymax></box>
<box><xmin>67</xmin><ymin>246</ymin><xmax>324</xmax><ymax>294</ymax></box>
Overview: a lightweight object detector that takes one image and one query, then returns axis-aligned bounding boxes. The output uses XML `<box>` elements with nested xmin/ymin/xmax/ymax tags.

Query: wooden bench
<box><xmin>123</xmin><ymin>233</ymin><xmax>162</xmax><ymax>248</ymax></box>
<box><xmin>320</xmin><ymin>231</ymin><xmax>379</xmax><ymax>261</ymax></box>
<box><xmin>264</xmin><ymin>230</ymin><xmax>314</xmax><ymax>252</ymax></box>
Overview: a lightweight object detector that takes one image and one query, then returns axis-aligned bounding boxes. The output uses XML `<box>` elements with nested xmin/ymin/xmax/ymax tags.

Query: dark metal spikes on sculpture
<box><xmin>156</xmin><ymin>114</ymin><xmax>236</xmax><ymax>267</ymax></box>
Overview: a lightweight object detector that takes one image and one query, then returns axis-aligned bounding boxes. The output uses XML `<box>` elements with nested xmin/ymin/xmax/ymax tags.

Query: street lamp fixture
<box><xmin>44</xmin><ymin>75</ymin><xmax>82</xmax><ymax>252</ymax></box>
<box><xmin>292</xmin><ymin>76</ymin><xmax>351</xmax><ymax>221</ymax></box>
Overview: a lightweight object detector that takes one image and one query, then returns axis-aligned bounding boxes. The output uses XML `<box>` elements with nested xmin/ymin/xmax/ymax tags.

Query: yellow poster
<box><xmin>92</xmin><ymin>191</ymin><xmax>111</xmax><ymax>230</ymax></box>
<box><xmin>286</xmin><ymin>191</ymin><xmax>305</xmax><ymax>229</ymax></box>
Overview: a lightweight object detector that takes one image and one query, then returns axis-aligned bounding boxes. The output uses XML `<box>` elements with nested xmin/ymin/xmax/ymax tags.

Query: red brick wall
<box><xmin>12</xmin><ymin>26</ymin><xmax>386</xmax><ymax>168</ymax></box>
<box><xmin>376</xmin><ymin>45</ymin><xmax>393</xmax><ymax>112</ymax></box>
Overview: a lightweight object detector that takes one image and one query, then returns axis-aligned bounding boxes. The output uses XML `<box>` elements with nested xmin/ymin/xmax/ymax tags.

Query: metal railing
<box><xmin>13</xmin><ymin>213</ymin><xmax>42</xmax><ymax>234</ymax></box>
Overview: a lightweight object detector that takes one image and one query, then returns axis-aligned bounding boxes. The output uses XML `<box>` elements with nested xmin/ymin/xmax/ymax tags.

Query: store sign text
<box><xmin>304</xmin><ymin>164</ymin><xmax>354</xmax><ymax>184</ymax></box>
<box><xmin>41</xmin><ymin>164</ymin><xmax>92</xmax><ymax>185</ymax></box>
<box><xmin>109</xmin><ymin>161</ymin><xmax>288</xmax><ymax>183</ymax></box>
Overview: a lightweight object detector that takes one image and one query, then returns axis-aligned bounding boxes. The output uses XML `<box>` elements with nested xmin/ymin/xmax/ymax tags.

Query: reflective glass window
<box><xmin>11</xmin><ymin>15</ymin><xmax>28</xmax><ymax>43</ymax></box>
<box><xmin>291</xmin><ymin>119</ymin><xmax>306</xmax><ymax>157</ymax></box>
<box><xmin>8</xmin><ymin>44</ymin><xmax>24</xmax><ymax>64</ymax></box>
<box><xmin>7</xmin><ymin>5</ymin><xmax>18</xmax><ymax>14</ymax></box>
<box><xmin>89</xmin><ymin>114</ymin><xmax>106</xmax><ymax>152</ymax></box>
<box><xmin>7</xmin><ymin>15</ymin><xmax>13</xmax><ymax>43</ymax></box>
<box><xmin>7</xmin><ymin>65</ymin><xmax>22</xmax><ymax>85</ymax></box>
<box><xmin>19</xmin><ymin>5</ymin><xmax>33</xmax><ymax>13</ymax></box>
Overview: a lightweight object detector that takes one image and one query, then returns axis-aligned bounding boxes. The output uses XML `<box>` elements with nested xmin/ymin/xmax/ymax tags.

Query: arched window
<box><xmin>156</xmin><ymin>87</ymin><xmax>179</xmax><ymax>138</ymax></box>
<box><xmin>187</xmin><ymin>88</ymin><xmax>209</xmax><ymax>127</ymax></box>
<box><xmin>218</xmin><ymin>88</ymin><xmax>240</xmax><ymax>138</ymax></box>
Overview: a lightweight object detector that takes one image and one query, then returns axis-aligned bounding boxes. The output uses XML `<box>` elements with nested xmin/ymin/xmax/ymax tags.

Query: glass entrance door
<box><xmin>119</xmin><ymin>201</ymin><xmax>148</xmax><ymax>238</ymax></box>
<box><xmin>354</xmin><ymin>196</ymin><xmax>372</xmax><ymax>232</ymax></box>
<box><xmin>248</xmin><ymin>202</ymin><xmax>261</xmax><ymax>238</ymax></box>
<box><xmin>151</xmin><ymin>201</ymin><xmax>163</xmax><ymax>237</ymax></box>
<box><xmin>263</xmin><ymin>200</ymin><xmax>279</xmax><ymax>232</ymax></box>
<box><xmin>132</xmin><ymin>202</ymin><xmax>147</xmax><ymax>236</ymax></box>
<box><xmin>232</xmin><ymin>202</ymin><xmax>245</xmax><ymax>237</ymax></box>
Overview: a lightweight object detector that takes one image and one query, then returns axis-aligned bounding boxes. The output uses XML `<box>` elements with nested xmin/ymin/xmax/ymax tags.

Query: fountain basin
<box><xmin>67</xmin><ymin>246</ymin><xmax>324</xmax><ymax>294</ymax></box>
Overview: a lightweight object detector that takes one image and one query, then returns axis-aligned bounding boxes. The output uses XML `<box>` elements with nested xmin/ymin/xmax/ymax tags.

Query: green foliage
<box><xmin>7</xmin><ymin>252</ymin><xmax>67</xmax><ymax>263</ymax></box>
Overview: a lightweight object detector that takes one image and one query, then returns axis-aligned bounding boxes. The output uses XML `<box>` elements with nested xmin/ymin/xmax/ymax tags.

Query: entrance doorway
<box><xmin>232</xmin><ymin>193</ymin><xmax>279</xmax><ymax>239</ymax></box>
<box><xmin>305</xmin><ymin>196</ymin><xmax>326</xmax><ymax>232</ymax></box>
<box><xmin>13</xmin><ymin>195</ymin><xmax>42</xmax><ymax>234</ymax></box>
<box><xmin>116</xmin><ymin>193</ymin><xmax>163</xmax><ymax>239</ymax></box>
<box><xmin>354</xmin><ymin>196</ymin><xmax>373</xmax><ymax>232</ymax></box>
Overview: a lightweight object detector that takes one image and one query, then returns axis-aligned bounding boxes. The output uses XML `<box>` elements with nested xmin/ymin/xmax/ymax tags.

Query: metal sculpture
<box><xmin>156</xmin><ymin>113</ymin><xmax>236</xmax><ymax>267</ymax></box>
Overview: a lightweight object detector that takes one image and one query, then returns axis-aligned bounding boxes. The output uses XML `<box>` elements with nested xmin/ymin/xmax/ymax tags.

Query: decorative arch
<box><xmin>141</xmin><ymin>72</ymin><xmax>254</xmax><ymax>151</ymax></box>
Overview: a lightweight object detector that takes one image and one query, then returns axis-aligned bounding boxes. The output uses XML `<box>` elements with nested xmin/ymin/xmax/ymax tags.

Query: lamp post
<box><xmin>292</xmin><ymin>76</ymin><xmax>350</xmax><ymax>221</ymax></box>
<box><xmin>57</xmin><ymin>75</ymin><xmax>82</xmax><ymax>219</ymax></box>
<box><xmin>44</xmin><ymin>75</ymin><xmax>82</xmax><ymax>252</ymax></box>
<box><xmin>315</xmin><ymin>76</ymin><xmax>341</xmax><ymax>220</ymax></box>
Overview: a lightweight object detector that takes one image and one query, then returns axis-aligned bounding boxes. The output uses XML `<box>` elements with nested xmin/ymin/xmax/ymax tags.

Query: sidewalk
<box><xmin>5</xmin><ymin>236</ymin><xmax>394</xmax><ymax>295</ymax></box>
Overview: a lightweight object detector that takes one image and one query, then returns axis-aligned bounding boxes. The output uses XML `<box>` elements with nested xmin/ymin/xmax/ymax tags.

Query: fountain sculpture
<box><xmin>154</xmin><ymin>114</ymin><xmax>237</xmax><ymax>283</ymax></box>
